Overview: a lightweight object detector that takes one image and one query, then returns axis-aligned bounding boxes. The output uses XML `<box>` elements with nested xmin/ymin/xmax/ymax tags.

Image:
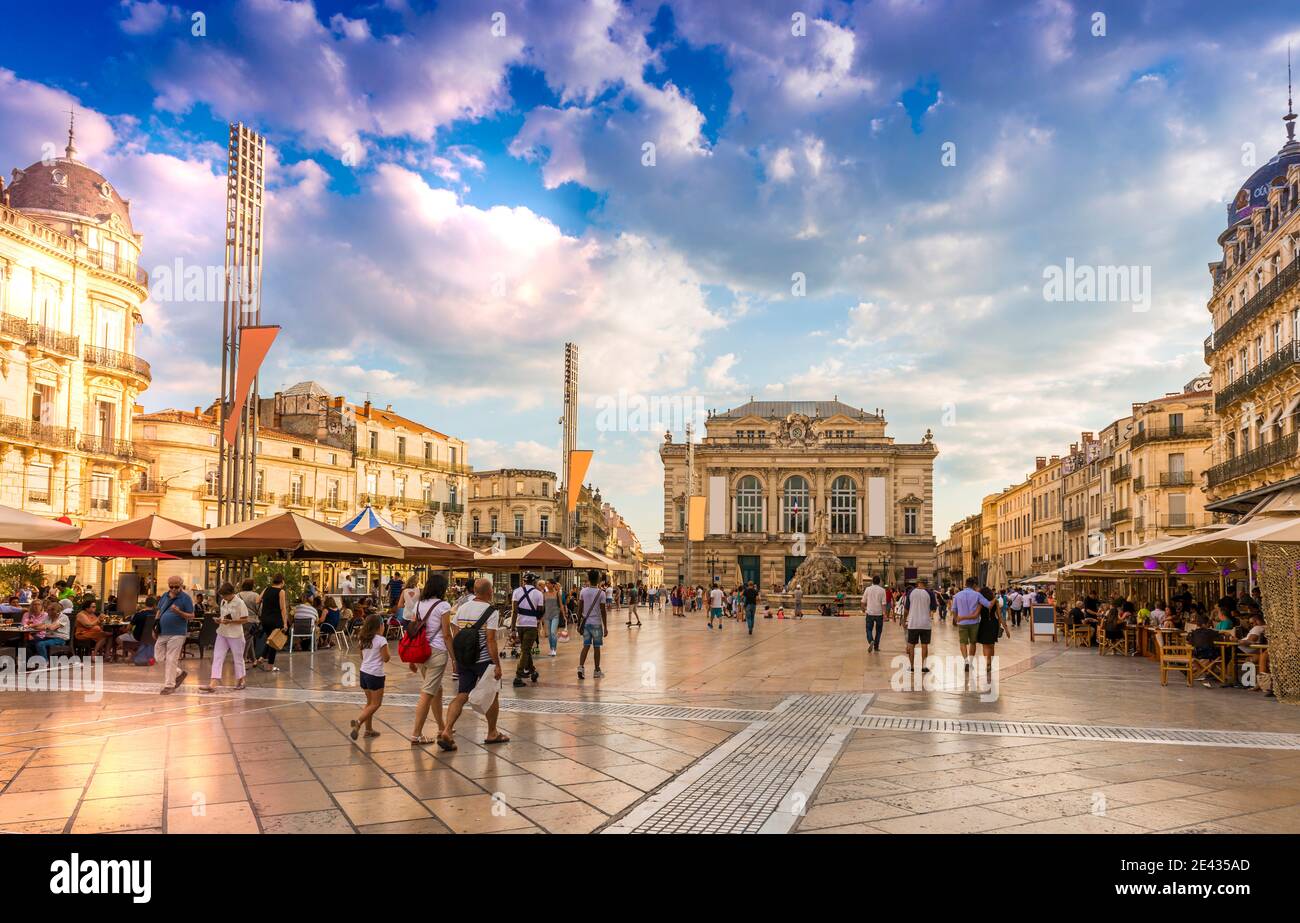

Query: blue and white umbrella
<box><xmin>342</xmin><ymin>505</ymin><xmax>395</xmax><ymax>532</ymax></box>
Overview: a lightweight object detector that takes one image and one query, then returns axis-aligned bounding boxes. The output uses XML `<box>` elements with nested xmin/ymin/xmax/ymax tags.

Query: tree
<box><xmin>0</xmin><ymin>560</ymin><xmax>44</xmax><ymax>597</ymax></box>
<box><xmin>249</xmin><ymin>556</ymin><xmax>307</xmax><ymax>602</ymax></box>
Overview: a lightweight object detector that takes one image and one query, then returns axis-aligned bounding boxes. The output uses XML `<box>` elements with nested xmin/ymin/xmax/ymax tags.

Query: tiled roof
<box><xmin>351</xmin><ymin>403</ymin><xmax>449</xmax><ymax>440</ymax></box>
<box><xmin>713</xmin><ymin>400</ymin><xmax>881</xmax><ymax>420</ymax></box>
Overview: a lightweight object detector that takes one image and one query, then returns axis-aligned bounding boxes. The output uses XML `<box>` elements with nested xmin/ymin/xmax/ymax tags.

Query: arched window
<box><xmin>782</xmin><ymin>476</ymin><xmax>809</xmax><ymax>533</ymax></box>
<box><xmin>830</xmin><ymin>476</ymin><xmax>857</xmax><ymax>533</ymax></box>
<box><xmin>735</xmin><ymin>476</ymin><xmax>763</xmax><ymax>533</ymax></box>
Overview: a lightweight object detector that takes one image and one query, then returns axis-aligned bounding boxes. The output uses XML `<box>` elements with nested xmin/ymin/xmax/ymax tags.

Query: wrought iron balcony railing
<box><xmin>1207</xmin><ymin>257</ymin><xmax>1300</xmax><ymax>356</ymax></box>
<box><xmin>1112</xmin><ymin>463</ymin><xmax>1132</xmax><ymax>482</ymax></box>
<box><xmin>84</xmin><ymin>344</ymin><xmax>151</xmax><ymax>382</ymax></box>
<box><xmin>1158</xmin><ymin>471</ymin><xmax>1194</xmax><ymax>487</ymax></box>
<box><xmin>78</xmin><ymin>434</ymin><xmax>145</xmax><ymax>463</ymax></box>
<box><xmin>0</xmin><ymin>413</ymin><xmax>77</xmax><ymax>450</ymax></box>
<box><xmin>1214</xmin><ymin>340</ymin><xmax>1300</xmax><ymax>412</ymax></box>
<box><xmin>1207</xmin><ymin>431</ymin><xmax>1299</xmax><ymax>488</ymax></box>
<box><xmin>1130</xmin><ymin>423</ymin><xmax>1213</xmax><ymax>449</ymax></box>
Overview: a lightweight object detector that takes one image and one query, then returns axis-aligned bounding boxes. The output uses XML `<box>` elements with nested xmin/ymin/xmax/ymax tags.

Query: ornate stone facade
<box><xmin>659</xmin><ymin>400</ymin><xmax>937</xmax><ymax>590</ymax></box>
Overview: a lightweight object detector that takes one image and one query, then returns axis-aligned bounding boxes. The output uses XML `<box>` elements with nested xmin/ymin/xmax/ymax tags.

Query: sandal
<box><xmin>435</xmin><ymin>736</ymin><xmax>458</xmax><ymax>751</ymax></box>
<box><xmin>350</xmin><ymin>719</ymin><xmax>360</xmax><ymax>741</ymax></box>
<box><xmin>482</xmin><ymin>733</ymin><xmax>511</xmax><ymax>745</ymax></box>
<box><xmin>364</xmin><ymin>730</ymin><xmax>381</xmax><ymax>738</ymax></box>
<box><xmin>410</xmin><ymin>735</ymin><xmax>437</xmax><ymax>746</ymax></box>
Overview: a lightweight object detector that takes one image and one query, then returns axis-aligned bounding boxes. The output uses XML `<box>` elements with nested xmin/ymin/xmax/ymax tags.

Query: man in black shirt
<box><xmin>742</xmin><ymin>582</ymin><xmax>759</xmax><ymax>634</ymax></box>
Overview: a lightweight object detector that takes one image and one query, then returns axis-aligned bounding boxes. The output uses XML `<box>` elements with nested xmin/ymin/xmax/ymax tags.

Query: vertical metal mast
<box><xmin>216</xmin><ymin>123</ymin><xmax>266</xmax><ymax>531</ymax></box>
<box><xmin>684</xmin><ymin>422</ymin><xmax>695</xmax><ymax>587</ymax></box>
<box><xmin>560</xmin><ymin>342</ymin><xmax>578</xmax><ymax>547</ymax></box>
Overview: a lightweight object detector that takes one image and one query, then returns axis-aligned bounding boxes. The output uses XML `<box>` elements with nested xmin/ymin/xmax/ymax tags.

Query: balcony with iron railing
<box><xmin>1133</xmin><ymin>475</ymin><xmax>1145</xmax><ymax>492</ymax></box>
<box><xmin>0</xmin><ymin>413</ymin><xmax>77</xmax><ymax>451</ymax></box>
<box><xmin>1110</xmin><ymin>507</ymin><xmax>1132</xmax><ymax>524</ymax></box>
<box><xmin>1063</xmin><ymin>516</ymin><xmax>1085</xmax><ymax>531</ymax></box>
<box><xmin>83</xmin><ymin>248</ymin><xmax>149</xmax><ymax>288</ymax></box>
<box><xmin>1214</xmin><ymin>340</ymin><xmax>1300</xmax><ymax>412</ymax></box>
<box><xmin>355</xmin><ymin>446</ymin><xmax>471</xmax><ymax>476</ymax></box>
<box><xmin>1131</xmin><ymin>423</ymin><xmax>1213</xmax><ymax>448</ymax></box>
<box><xmin>78</xmin><ymin>434</ymin><xmax>145</xmax><ymax>463</ymax></box>
<box><xmin>282</xmin><ymin>492</ymin><xmax>314</xmax><ymax>509</ymax></box>
<box><xmin>1158</xmin><ymin>513</ymin><xmax>1206</xmax><ymax>530</ymax></box>
<box><xmin>0</xmin><ymin>314</ymin><xmax>80</xmax><ymax>358</ymax></box>
<box><xmin>317</xmin><ymin>496</ymin><xmax>348</xmax><ymax>512</ymax></box>
<box><xmin>1206</xmin><ymin>253</ymin><xmax>1300</xmax><ymax>357</ymax></box>
<box><xmin>84</xmin><ymin>344</ymin><xmax>151</xmax><ymax>382</ymax></box>
<box><xmin>1207</xmin><ymin>430</ymin><xmax>1299</xmax><ymax>488</ymax></box>
<box><xmin>1158</xmin><ymin>470</ymin><xmax>1195</xmax><ymax>487</ymax></box>
<box><xmin>1112</xmin><ymin>463</ymin><xmax>1132</xmax><ymax>482</ymax></box>
<box><xmin>200</xmin><ymin>485</ymin><xmax>272</xmax><ymax>504</ymax></box>
<box><xmin>132</xmin><ymin>476</ymin><xmax>165</xmax><ymax>494</ymax></box>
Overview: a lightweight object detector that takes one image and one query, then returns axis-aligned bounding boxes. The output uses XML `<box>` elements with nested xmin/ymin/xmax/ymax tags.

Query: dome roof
<box><xmin>1225</xmin><ymin>100</ymin><xmax>1300</xmax><ymax>232</ymax></box>
<box><xmin>7</xmin><ymin>127</ymin><xmax>134</xmax><ymax>236</ymax></box>
<box><xmin>1225</xmin><ymin>141</ymin><xmax>1300</xmax><ymax>230</ymax></box>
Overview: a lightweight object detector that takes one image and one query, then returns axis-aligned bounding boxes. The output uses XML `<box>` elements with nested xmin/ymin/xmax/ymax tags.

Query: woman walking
<box><xmin>202</xmin><ymin>582</ymin><xmax>250</xmax><ymax>692</ymax></box>
<box><xmin>543</xmin><ymin>580</ymin><xmax>562</xmax><ymax>654</ymax></box>
<box><xmin>976</xmin><ymin>585</ymin><xmax>1009</xmax><ymax>679</ymax></box>
<box><xmin>352</xmin><ymin>613</ymin><xmax>389</xmax><ymax>741</ymax></box>
<box><xmin>253</xmin><ymin>575</ymin><xmax>289</xmax><ymax>672</ymax></box>
<box><xmin>406</xmin><ymin>575</ymin><xmax>453</xmax><ymax>746</ymax></box>
<box><xmin>626</xmin><ymin>581</ymin><xmax>642</xmax><ymax>627</ymax></box>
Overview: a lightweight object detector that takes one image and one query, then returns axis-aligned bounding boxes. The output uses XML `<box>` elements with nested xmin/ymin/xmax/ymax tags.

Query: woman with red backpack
<box><xmin>402</xmin><ymin>575</ymin><xmax>454</xmax><ymax>746</ymax></box>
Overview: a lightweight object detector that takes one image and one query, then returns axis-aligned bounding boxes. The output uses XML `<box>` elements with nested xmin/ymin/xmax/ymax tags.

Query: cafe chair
<box><xmin>1156</xmin><ymin>634</ymin><xmax>1194</xmax><ymax>686</ymax></box>
<box><xmin>1052</xmin><ymin>610</ymin><xmax>1067</xmax><ymax>642</ymax></box>
<box><xmin>183</xmin><ymin>615</ymin><xmax>219</xmax><ymax>661</ymax></box>
<box><xmin>1098</xmin><ymin>631</ymin><xmax>1127</xmax><ymax>656</ymax></box>
<box><xmin>1065</xmin><ymin>623</ymin><xmax>1093</xmax><ymax>648</ymax></box>
<box><xmin>288</xmin><ymin>617</ymin><xmax>318</xmax><ymax>654</ymax></box>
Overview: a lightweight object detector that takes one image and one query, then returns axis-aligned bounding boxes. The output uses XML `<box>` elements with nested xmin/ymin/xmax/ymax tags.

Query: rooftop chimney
<box><xmin>363</xmin><ymin>400</ymin><xmax>371</xmax><ymax>417</ymax></box>
<box><xmin>1035</xmin><ymin>456</ymin><xmax>1046</xmax><ymax>470</ymax></box>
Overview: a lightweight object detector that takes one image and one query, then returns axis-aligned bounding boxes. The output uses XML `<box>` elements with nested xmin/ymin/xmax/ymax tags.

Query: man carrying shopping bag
<box><xmin>440</xmin><ymin>578</ymin><xmax>509</xmax><ymax>751</ymax></box>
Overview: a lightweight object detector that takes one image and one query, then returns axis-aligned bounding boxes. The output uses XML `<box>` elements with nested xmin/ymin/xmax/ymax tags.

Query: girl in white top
<box><xmin>202</xmin><ymin>582</ymin><xmax>251</xmax><ymax>692</ymax></box>
<box><xmin>351</xmin><ymin>614</ymin><xmax>389</xmax><ymax>741</ymax></box>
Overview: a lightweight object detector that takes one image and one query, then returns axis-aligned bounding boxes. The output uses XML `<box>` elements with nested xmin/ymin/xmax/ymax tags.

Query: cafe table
<box><xmin>1211</xmin><ymin>639</ymin><xmax>1240</xmax><ymax>685</ymax></box>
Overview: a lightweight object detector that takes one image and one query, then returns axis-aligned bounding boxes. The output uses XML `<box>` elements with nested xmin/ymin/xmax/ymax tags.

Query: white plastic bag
<box><xmin>468</xmin><ymin>668</ymin><xmax>500</xmax><ymax>714</ymax></box>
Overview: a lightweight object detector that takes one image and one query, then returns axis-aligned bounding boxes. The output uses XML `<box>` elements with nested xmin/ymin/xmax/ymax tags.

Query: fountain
<box><xmin>773</xmin><ymin>510</ymin><xmax>861</xmax><ymax>614</ymax></box>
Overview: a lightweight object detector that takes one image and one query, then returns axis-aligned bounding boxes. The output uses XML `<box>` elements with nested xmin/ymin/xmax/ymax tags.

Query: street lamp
<box><xmin>878</xmin><ymin>552</ymin><xmax>891</xmax><ymax>585</ymax></box>
<box><xmin>704</xmin><ymin>550</ymin><xmax>720</xmax><ymax>586</ymax></box>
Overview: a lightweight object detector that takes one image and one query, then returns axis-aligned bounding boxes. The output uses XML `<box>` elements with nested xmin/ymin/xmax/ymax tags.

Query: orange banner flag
<box><xmin>567</xmin><ymin>450</ymin><xmax>593</xmax><ymax>511</ymax></box>
<box><xmin>688</xmin><ymin>496</ymin><xmax>707</xmax><ymax>541</ymax></box>
<box><xmin>222</xmin><ymin>325</ymin><xmax>280</xmax><ymax>446</ymax></box>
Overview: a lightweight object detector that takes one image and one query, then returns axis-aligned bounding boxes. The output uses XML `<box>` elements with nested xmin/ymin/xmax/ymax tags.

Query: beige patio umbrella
<box><xmin>353</xmin><ymin>525</ymin><xmax>475</xmax><ymax>566</ymax></box>
<box><xmin>162</xmin><ymin>511</ymin><xmax>401</xmax><ymax>561</ymax></box>
<box><xmin>575</xmin><ymin>546</ymin><xmax>634</xmax><ymax>572</ymax></box>
<box><xmin>0</xmin><ymin>503</ymin><xmax>81</xmax><ymax>550</ymax></box>
<box><xmin>83</xmin><ymin>512</ymin><xmax>203</xmax><ymax>549</ymax></box>
<box><xmin>472</xmin><ymin>540</ymin><xmax>591</xmax><ymax>571</ymax></box>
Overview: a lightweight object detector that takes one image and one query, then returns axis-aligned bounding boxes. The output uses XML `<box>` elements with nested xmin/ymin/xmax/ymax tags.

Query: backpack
<box><xmin>452</xmin><ymin>604</ymin><xmax>497</xmax><ymax>668</ymax></box>
<box><xmin>397</xmin><ymin>599</ymin><xmax>437</xmax><ymax>664</ymax></box>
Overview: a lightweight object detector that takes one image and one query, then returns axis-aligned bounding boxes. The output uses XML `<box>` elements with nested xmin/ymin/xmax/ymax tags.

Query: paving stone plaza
<box><xmin>3</xmin><ymin>607</ymin><xmax>1298</xmax><ymax>836</ymax></box>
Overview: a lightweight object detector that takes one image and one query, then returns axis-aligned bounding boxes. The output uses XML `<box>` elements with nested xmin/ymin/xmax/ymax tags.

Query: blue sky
<box><xmin>1</xmin><ymin>0</ymin><xmax>1298</xmax><ymax>550</ymax></box>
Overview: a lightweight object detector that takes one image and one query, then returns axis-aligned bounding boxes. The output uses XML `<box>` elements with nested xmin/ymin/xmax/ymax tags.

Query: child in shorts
<box><xmin>351</xmin><ymin>613</ymin><xmax>389</xmax><ymax>741</ymax></box>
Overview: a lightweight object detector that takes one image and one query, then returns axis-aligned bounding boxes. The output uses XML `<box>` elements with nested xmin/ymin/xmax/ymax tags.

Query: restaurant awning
<box><xmin>0</xmin><ymin>503</ymin><xmax>81</xmax><ymax>550</ymax></box>
<box><xmin>82</xmin><ymin>513</ymin><xmax>204</xmax><ymax>549</ymax></box>
<box><xmin>472</xmin><ymin>540</ymin><xmax>591</xmax><ymax>571</ymax></box>
<box><xmin>575</xmin><ymin>546</ymin><xmax>634</xmax><ymax>572</ymax></box>
<box><xmin>162</xmin><ymin>511</ymin><xmax>402</xmax><ymax>561</ymax></box>
<box><xmin>352</xmin><ymin>525</ymin><xmax>475</xmax><ymax>566</ymax></box>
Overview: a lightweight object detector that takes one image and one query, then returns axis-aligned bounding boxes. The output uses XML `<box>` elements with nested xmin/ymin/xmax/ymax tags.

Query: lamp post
<box><xmin>705</xmin><ymin>550</ymin><xmax>720</xmax><ymax>587</ymax></box>
<box><xmin>878</xmin><ymin>552</ymin><xmax>892</xmax><ymax>586</ymax></box>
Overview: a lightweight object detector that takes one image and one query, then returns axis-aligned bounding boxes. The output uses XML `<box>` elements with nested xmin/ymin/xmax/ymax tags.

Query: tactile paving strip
<box><xmin>847</xmin><ymin>714</ymin><xmax>1300</xmax><ymax>750</ymax></box>
<box><xmin>606</xmin><ymin>694</ymin><xmax>872</xmax><ymax>835</ymax></box>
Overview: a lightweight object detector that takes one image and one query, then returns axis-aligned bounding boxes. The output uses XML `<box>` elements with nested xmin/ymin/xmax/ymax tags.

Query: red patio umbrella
<box><xmin>36</xmin><ymin>537</ymin><xmax>178</xmax><ymax>598</ymax></box>
<box><xmin>0</xmin><ymin>547</ymin><xmax>29</xmax><ymax>559</ymax></box>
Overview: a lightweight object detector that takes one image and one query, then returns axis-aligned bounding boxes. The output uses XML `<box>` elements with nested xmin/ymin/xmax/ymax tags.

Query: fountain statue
<box><xmin>783</xmin><ymin>509</ymin><xmax>861</xmax><ymax>602</ymax></box>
